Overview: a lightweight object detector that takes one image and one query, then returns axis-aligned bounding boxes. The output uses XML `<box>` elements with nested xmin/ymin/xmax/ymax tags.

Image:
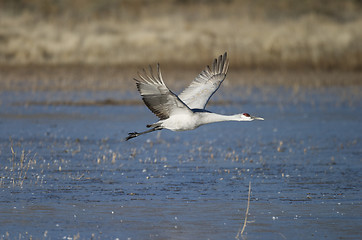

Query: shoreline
<box><xmin>0</xmin><ymin>65</ymin><xmax>361</xmax><ymax>93</ymax></box>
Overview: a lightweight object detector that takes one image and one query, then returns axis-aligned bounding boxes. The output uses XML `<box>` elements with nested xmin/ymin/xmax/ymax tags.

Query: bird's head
<box><xmin>240</xmin><ymin>113</ymin><xmax>264</xmax><ymax>121</ymax></box>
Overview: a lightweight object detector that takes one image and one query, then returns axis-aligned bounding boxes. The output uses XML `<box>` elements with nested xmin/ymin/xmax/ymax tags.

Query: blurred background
<box><xmin>0</xmin><ymin>0</ymin><xmax>361</xmax><ymax>69</ymax></box>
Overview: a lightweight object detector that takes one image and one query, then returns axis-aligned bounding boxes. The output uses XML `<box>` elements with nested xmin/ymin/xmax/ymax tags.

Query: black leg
<box><xmin>125</xmin><ymin>127</ymin><xmax>162</xmax><ymax>141</ymax></box>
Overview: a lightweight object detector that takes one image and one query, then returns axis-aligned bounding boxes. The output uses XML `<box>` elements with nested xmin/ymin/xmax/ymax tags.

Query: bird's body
<box><xmin>126</xmin><ymin>52</ymin><xmax>263</xmax><ymax>141</ymax></box>
<box><xmin>159</xmin><ymin>111</ymin><xmax>199</xmax><ymax>131</ymax></box>
<box><xmin>161</xmin><ymin>111</ymin><xmax>250</xmax><ymax>131</ymax></box>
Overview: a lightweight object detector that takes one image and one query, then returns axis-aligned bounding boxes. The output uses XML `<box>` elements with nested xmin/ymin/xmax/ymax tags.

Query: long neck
<box><xmin>198</xmin><ymin>112</ymin><xmax>241</xmax><ymax>126</ymax></box>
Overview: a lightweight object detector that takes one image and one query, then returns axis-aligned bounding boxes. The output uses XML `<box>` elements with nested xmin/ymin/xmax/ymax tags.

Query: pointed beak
<box><xmin>252</xmin><ymin>116</ymin><xmax>264</xmax><ymax>120</ymax></box>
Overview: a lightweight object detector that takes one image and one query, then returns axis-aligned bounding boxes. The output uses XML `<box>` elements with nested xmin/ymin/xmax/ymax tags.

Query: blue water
<box><xmin>0</xmin><ymin>86</ymin><xmax>361</xmax><ymax>239</ymax></box>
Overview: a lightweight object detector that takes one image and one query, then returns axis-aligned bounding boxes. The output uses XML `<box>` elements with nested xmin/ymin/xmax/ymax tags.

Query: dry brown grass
<box><xmin>0</xmin><ymin>0</ymin><xmax>361</xmax><ymax>69</ymax></box>
<box><xmin>0</xmin><ymin>139</ymin><xmax>36</xmax><ymax>188</ymax></box>
<box><xmin>235</xmin><ymin>181</ymin><xmax>252</xmax><ymax>239</ymax></box>
<box><xmin>0</xmin><ymin>65</ymin><xmax>361</xmax><ymax>93</ymax></box>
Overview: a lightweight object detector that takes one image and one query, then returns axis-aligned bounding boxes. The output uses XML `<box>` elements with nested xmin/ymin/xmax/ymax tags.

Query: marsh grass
<box><xmin>236</xmin><ymin>181</ymin><xmax>252</xmax><ymax>239</ymax></box>
<box><xmin>0</xmin><ymin>140</ymin><xmax>37</xmax><ymax>188</ymax></box>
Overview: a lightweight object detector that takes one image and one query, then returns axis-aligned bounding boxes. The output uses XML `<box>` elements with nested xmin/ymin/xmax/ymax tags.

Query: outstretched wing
<box><xmin>178</xmin><ymin>52</ymin><xmax>229</xmax><ymax>109</ymax></box>
<box><xmin>134</xmin><ymin>64</ymin><xmax>192</xmax><ymax>120</ymax></box>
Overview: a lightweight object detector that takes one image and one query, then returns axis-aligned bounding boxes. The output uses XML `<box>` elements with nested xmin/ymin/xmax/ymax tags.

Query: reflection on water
<box><xmin>0</xmin><ymin>85</ymin><xmax>361</xmax><ymax>239</ymax></box>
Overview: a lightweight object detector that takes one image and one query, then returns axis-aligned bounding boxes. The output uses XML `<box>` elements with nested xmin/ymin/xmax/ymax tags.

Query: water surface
<box><xmin>0</xmin><ymin>85</ymin><xmax>361</xmax><ymax>239</ymax></box>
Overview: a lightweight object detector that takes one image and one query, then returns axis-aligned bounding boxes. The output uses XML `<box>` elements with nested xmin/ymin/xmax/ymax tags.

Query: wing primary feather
<box><xmin>143</xmin><ymin>68</ymin><xmax>158</xmax><ymax>85</ymax></box>
<box><xmin>137</xmin><ymin>71</ymin><xmax>153</xmax><ymax>85</ymax></box>
<box><xmin>157</xmin><ymin>63</ymin><xmax>165</xmax><ymax>85</ymax></box>
<box><xmin>177</xmin><ymin>52</ymin><xmax>229</xmax><ymax>109</ymax></box>
<box><xmin>148</xmin><ymin>65</ymin><xmax>158</xmax><ymax>84</ymax></box>
<box><xmin>223</xmin><ymin>57</ymin><xmax>229</xmax><ymax>73</ymax></box>
<box><xmin>212</xmin><ymin>58</ymin><xmax>217</xmax><ymax>74</ymax></box>
<box><xmin>222</xmin><ymin>52</ymin><xmax>228</xmax><ymax>73</ymax></box>
<box><xmin>207</xmin><ymin>65</ymin><xmax>212</xmax><ymax>73</ymax></box>
<box><xmin>217</xmin><ymin>54</ymin><xmax>222</xmax><ymax>73</ymax></box>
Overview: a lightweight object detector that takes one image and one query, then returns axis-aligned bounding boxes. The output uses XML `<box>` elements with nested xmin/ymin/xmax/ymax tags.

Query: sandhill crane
<box><xmin>126</xmin><ymin>52</ymin><xmax>263</xmax><ymax>141</ymax></box>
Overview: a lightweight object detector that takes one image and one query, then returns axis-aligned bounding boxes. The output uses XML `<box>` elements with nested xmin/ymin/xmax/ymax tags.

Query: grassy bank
<box><xmin>0</xmin><ymin>0</ymin><xmax>361</xmax><ymax>69</ymax></box>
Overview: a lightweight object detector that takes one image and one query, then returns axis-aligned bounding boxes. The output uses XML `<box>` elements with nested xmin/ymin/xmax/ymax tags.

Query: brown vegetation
<box><xmin>0</xmin><ymin>65</ymin><xmax>361</xmax><ymax>93</ymax></box>
<box><xmin>0</xmin><ymin>0</ymin><xmax>361</xmax><ymax>69</ymax></box>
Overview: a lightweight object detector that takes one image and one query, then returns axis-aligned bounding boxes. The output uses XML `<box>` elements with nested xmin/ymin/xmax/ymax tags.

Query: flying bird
<box><xmin>126</xmin><ymin>52</ymin><xmax>263</xmax><ymax>141</ymax></box>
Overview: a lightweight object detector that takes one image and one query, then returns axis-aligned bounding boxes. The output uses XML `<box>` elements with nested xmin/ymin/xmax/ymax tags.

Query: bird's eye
<box><xmin>243</xmin><ymin>113</ymin><xmax>250</xmax><ymax>117</ymax></box>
